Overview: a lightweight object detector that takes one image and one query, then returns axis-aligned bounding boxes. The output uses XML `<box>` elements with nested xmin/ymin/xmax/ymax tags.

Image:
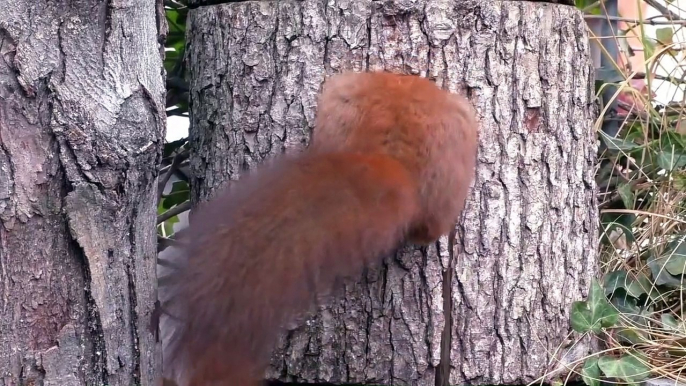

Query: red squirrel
<box><xmin>160</xmin><ymin>71</ymin><xmax>479</xmax><ymax>386</ymax></box>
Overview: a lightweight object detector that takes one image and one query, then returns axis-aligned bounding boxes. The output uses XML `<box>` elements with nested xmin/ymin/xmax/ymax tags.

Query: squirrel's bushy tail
<box><xmin>160</xmin><ymin>151</ymin><xmax>419</xmax><ymax>386</ymax></box>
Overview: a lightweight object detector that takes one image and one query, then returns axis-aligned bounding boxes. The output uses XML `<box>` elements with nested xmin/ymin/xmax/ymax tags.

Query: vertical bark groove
<box><xmin>436</xmin><ymin>231</ymin><xmax>454</xmax><ymax>386</ymax></box>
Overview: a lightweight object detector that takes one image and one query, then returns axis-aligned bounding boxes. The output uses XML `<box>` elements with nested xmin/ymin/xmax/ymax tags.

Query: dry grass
<box><xmin>534</xmin><ymin>1</ymin><xmax>686</xmax><ymax>385</ymax></box>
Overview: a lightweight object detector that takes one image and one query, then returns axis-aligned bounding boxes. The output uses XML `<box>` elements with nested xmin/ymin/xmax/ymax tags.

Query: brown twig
<box><xmin>643</xmin><ymin>0</ymin><xmax>686</xmax><ymax>23</ymax></box>
<box><xmin>585</xmin><ymin>14</ymin><xmax>686</xmax><ymax>25</ymax></box>
<box><xmin>158</xmin><ymin>235</ymin><xmax>185</xmax><ymax>253</ymax></box>
<box><xmin>157</xmin><ymin>201</ymin><xmax>191</xmax><ymax>224</ymax></box>
<box><xmin>158</xmin><ymin>149</ymin><xmax>189</xmax><ymax>203</ymax></box>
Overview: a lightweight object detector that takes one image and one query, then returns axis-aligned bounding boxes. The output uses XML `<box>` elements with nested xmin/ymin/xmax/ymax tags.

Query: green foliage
<box><xmin>162</xmin><ymin>180</ymin><xmax>190</xmax><ymax>210</ymax></box>
<box><xmin>164</xmin><ymin>1</ymin><xmax>190</xmax><ymax>115</ymax></box>
<box><xmin>597</xmin><ymin>352</ymin><xmax>651</xmax><ymax>383</ymax></box>
<box><xmin>575</xmin><ymin>0</ymin><xmax>602</xmax><ymax>15</ymax></box>
<box><xmin>603</xmin><ymin>270</ymin><xmax>651</xmax><ymax>298</ymax></box>
<box><xmin>571</xmin><ymin>1</ymin><xmax>686</xmax><ymax>385</ymax></box>
<box><xmin>581</xmin><ymin>357</ymin><xmax>601</xmax><ymax>386</ymax></box>
<box><xmin>158</xmin><ymin>198</ymin><xmax>180</xmax><ymax>236</ymax></box>
<box><xmin>647</xmin><ymin>245</ymin><xmax>686</xmax><ymax>287</ymax></box>
<box><xmin>571</xmin><ymin>280</ymin><xmax>619</xmax><ymax>334</ymax></box>
<box><xmin>158</xmin><ymin>1</ymin><xmax>191</xmax><ymax>241</ymax></box>
<box><xmin>157</xmin><ymin>138</ymin><xmax>190</xmax><ymax>239</ymax></box>
<box><xmin>580</xmin><ymin>352</ymin><xmax>652</xmax><ymax>386</ymax></box>
<box><xmin>165</xmin><ymin>5</ymin><xmax>187</xmax><ymax>74</ymax></box>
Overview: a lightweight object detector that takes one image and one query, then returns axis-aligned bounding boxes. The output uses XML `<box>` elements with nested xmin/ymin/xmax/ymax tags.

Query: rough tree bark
<box><xmin>0</xmin><ymin>1</ymin><xmax>166</xmax><ymax>385</ymax></box>
<box><xmin>181</xmin><ymin>0</ymin><xmax>598</xmax><ymax>385</ymax></box>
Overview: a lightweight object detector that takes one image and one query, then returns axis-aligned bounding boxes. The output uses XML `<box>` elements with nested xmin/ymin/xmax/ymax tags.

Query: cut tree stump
<box><xmin>172</xmin><ymin>0</ymin><xmax>599</xmax><ymax>384</ymax></box>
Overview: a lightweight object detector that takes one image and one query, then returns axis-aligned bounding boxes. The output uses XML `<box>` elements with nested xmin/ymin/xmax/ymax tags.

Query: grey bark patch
<box><xmin>40</xmin><ymin>324</ymin><xmax>86</xmax><ymax>386</ymax></box>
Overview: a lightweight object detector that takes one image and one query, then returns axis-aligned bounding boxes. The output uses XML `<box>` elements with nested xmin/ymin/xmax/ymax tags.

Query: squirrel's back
<box><xmin>313</xmin><ymin>71</ymin><xmax>479</xmax><ymax>243</ymax></box>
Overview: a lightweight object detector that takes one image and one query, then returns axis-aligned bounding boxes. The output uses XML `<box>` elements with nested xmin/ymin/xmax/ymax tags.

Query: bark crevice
<box><xmin>436</xmin><ymin>232</ymin><xmax>455</xmax><ymax>386</ymax></box>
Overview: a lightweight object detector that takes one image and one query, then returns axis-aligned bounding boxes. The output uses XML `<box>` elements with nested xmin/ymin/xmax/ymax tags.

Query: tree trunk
<box><xmin>182</xmin><ymin>0</ymin><xmax>598</xmax><ymax>385</ymax></box>
<box><xmin>0</xmin><ymin>1</ymin><xmax>166</xmax><ymax>385</ymax></box>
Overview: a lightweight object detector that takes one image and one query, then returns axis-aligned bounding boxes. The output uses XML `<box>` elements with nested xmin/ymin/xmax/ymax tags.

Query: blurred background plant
<box><xmin>564</xmin><ymin>1</ymin><xmax>686</xmax><ymax>385</ymax></box>
<box><xmin>157</xmin><ymin>0</ymin><xmax>190</xmax><ymax>251</ymax></box>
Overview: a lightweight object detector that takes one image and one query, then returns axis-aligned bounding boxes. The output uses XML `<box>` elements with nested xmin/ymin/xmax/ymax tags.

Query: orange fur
<box><xmin>312</xmin><ymin>72</ymin><xmax>479</xmax><ymax>244</ymax></box>
<box><xmin>160</xmin><ymin>71</ymin><xmax>479</xmax><ymax>386</ymax></box>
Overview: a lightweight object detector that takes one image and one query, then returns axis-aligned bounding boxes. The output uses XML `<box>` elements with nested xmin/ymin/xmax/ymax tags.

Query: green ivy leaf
<box><xmin>616</xmin><ymin>327</ymin><xmax>647</xmax><ymax>345</ymax></box>
<box><xmin>610</xmin><ymin>294</ymin><xmax>650</xmax><ymax>345</ymax></box>
<box><xmin>646</xmin><ymin>285</ymin><xmax>673</xmax><ymax>303</ymax></box>
<box><xmin>656</xmin><ymin>27</ymin><xmax>675</xmax><ymax>47</ymax></box>
<box><xmin>662</xmin><ymin>314</ymin><xmax>682</xmax><ymax>332</ymax></box>
<box><xmin>570</xmin><ymin>301</ymin><xmax>594</xmax><ymax>333</ymax></box>
<box><xmin>664</xmin><ymin>131</ymin><xmax>686</xmax><ymax>149</ymax></box>
<box><xmin>610</xmin><ymin>292</ymin><xmax>639</xmax><ymax>314</ymax></box>
<box><xmin>572</xmin><ymin>280</ymin><xmax>619</xmax><ymax>333</ymax></box>
<box><xmin>647</xmin><ymin>252</ymin><xmax>684</xmax><ymax>288</ymax></box>
<box><xmin>589</xmin><ymin>279</ymin><xmax>619</xmax><ymax>330</ymax></box>
<box><xmin>581</xmin><ymin>356</ymin><xmax>601</xmax><ymax>386</ymax></box>
<box><xmin>604</xmin><ymin>270</ymin><xmax>651</xmax><ymax>298</ymax></box>
<box><xmin>610</xmin><ymin>293</ymin><xmax>651</xmax><ymax>340</ymax></box>
<box><xmin>656</xmin><ymin>148</ymin><xmax>686</xmax><ymax>171</ymax></box>
<box><xmin>673</xmin><ymin>171</ymin><xmax>686</xmax><ymax>190</ymax></box>
<box><xmin>599</xmin><ymin>130</ymin><xmax>642</xmax><ymax>152</ymax></box>
<box><xmin>617</xmin><ymin>183</ymin><xmax>635</xmax><ymax>209</ymax></box>
<box><xmin>597</xmin><ymin>353</ymin><xmax>651</xmax><ymax>383</ymax></box>
<box><xmin>624</xmin><ymin>273</ymin><xmax>652</xmax><ymax>298</ymax></box>
<box><xmin>162</xmin><ymin>180</ymin><xmax>190</xmax><ymax>210</ymax></box>
<box><xmin>660</xmin><ymin>237</ymin><xmax>686</xmax><ymax>275</ymax></box>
